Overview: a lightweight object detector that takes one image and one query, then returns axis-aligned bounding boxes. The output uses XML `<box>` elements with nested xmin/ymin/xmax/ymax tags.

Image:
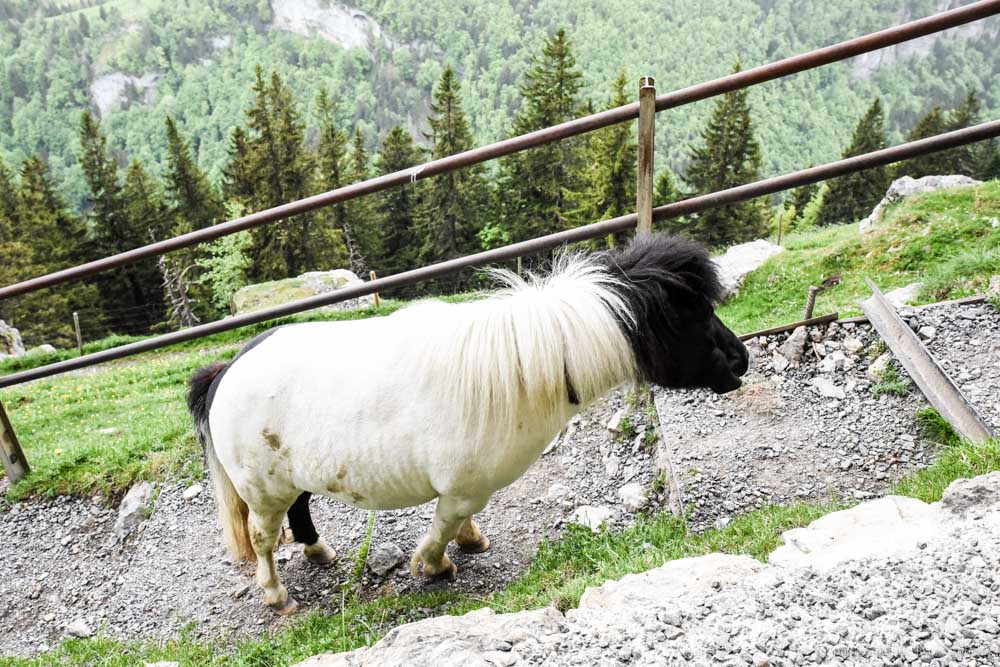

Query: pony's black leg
<box><xmin>287</xmin><ymin>492</ymin><xmax>337</xmax><ymax>565</ymax></box>
<box><xmin>287</xmin><ymin>492</ymin><xmax>319</xmax><ymax>545</ymax></box>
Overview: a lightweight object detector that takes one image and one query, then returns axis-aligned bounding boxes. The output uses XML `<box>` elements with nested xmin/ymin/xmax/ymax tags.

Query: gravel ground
<box><xmin>653</xmin><ymin>300</ymin><xmax>1000</xmax><ymax>530</ymax></box>
<box><xmin>0</xmin><ymin>389</ymin><xmax>657</xmax><ymax>657</ymax></box>
<box><xmin>522</xmin><ymin>502</ymin><xmax>1000</xmax><ymax>666</ymax></box>
<box><xmin>1</xmin><ymin>300</ymin><xmax>996</xmax><ymax>657</ymax></box>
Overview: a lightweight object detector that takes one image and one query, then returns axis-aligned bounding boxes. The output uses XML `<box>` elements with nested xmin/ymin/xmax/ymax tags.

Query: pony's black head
<box><xmin>602</xmin><ymin>234</ymin><xmax>749</xmax><ymax>394</ymax></box>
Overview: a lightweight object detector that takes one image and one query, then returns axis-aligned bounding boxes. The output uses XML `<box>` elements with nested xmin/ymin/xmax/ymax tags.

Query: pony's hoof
<box><xmin>427</xmin><ymin>561</ymin><xmax>458</xmax><ymax>582</ymax></box>
<box><xmin>410</xmin><ymin>552</ymin><xmax>457</xmax><ymax>581</ymax></box>
<box><xmin>268</xmin><ymin>596</ymin><xmax>300</xmax><ymax>616</ymax></box>
<box><xmin>303</xmin><ymin>542</ymin><xmax>337</xmax><ymax>566</ymax></box>
<box><xmin>458</xmin><ymin>535</ymin><xmax>491</xmax><ymax>554</ymax></box>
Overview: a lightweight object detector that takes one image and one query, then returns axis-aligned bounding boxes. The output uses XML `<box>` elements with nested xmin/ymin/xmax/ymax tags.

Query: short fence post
<box><xmin>0</xmin><ymin>399</ymin><xmax>29</xmax><ymax>483</ymax></box>
<box><xmin>636</xmin><ymin>75</ymin><xmax>656</xmax><ymax>237</ymax></box>
<box><xmin>776</xmin><ymin>209</ymin><xmax>784</xmax><ymax>246</ymax></box>
<box><xmin>73</xmin><ymin>311</ymin><xmax>83</xmax><ymax>357</ymax></box>
<box><xmin>369</xmin><ymin>271</ymin><xmax>380</xmax><ymax>309</ymax></box>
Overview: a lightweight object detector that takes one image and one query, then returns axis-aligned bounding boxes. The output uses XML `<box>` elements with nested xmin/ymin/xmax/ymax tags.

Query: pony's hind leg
<box><xmin>248</xmin><ymin>508</ymin><xmax>298</xmax><ymax>614</ymax></box>
<box><xmin>411</xmin><ymin>496</ymin><xmax>489</xmax><ymax>580</ymax></box>
<box><xmin>287</xmin><ymin>492</ymin><xmax>337</xmax><ymax>565</ymax></box>
<box><xmin>455</xmin><ymin>517</ymin><xmax>491</xmax><ymax>554</ymax></box>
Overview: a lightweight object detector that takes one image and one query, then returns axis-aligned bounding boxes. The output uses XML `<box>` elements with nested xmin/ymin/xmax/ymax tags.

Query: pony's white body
<box><xmin>204</xmin><ymin>259</ymin><xmax>639</xmax><ymax>609</ymax></box>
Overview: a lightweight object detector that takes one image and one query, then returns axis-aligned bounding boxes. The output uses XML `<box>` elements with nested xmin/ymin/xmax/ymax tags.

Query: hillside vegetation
<box><xmin>0</xmin><ymin>0</ymin><xmax>997</xmax><ymax>207</ymax></box>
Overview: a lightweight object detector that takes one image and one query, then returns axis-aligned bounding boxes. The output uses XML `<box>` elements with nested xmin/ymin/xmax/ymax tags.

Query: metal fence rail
<box><xmin>1</xmin><ymin>119</ymin><xmax>996</xmax><ymax>390</ymax></box>
<box><xmin>0</xmin><ymin>0</ymin><xmax>997</xmax><ymax>301</ymax></box>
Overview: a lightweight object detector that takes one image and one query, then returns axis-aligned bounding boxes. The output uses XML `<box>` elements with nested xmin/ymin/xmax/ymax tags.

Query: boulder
<box><xmin>0</xmin><ymin>320</ymin><xmax>25</xmax><ymax>357</ymax></box>
<box><xmin>292</xmin><ymin>607</ymin><xmax>566</xmax><ymax>667</ymax></box>
<box><xmin>860</xmin><ymin>175</ymin><xmax>980</xmax><ymax>233</ymax></box>
<box><xmin>26</xmin><ymin>343</ymin><xmax>57</xmax><ymax>356</ymax></box>
<box><xmin>232</xmin><ymin>270</ymin><xmax>375</xmax><ymax>315</ymax></box>
<box><xmin>114</xmin><ymin>481</ymin><xmax>154</xmax><ymax>540</ymax></box>
<box><xmin>940</xmin><ymin>471</ymin><xmax>1000</xmax><ymax>518</ymax></box>
<box><xmin>769</xmin><ymin>496</ymin><xmax>939</xmax><ymax>570</ymax></box>
<box><xmin>713</xmin><ymin>240</ymin><xmax>784</xmax><ymax>300</ymax></box>
<box><xmin>578</xmin><ymin>553</ymin><xmax>765</xmax><ymax>610</ymax></box>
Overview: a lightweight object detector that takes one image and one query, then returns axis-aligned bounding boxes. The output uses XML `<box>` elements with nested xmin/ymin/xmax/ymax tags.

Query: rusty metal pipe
<box><xmin>1</xmin><ymin>119</ymin><xmax>996</xmax><ymax>389</ymax></box>
<box><xmin>1</xmin><ymin>0</ymin><xmax>997</xmax><ymax>301</ymax></box>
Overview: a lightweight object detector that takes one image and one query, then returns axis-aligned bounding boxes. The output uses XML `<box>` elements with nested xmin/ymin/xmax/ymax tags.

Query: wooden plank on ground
<box><xmin>860</xmin><ymin>279</ymin><xmax>994</xmax><ymax>443</ymax></box>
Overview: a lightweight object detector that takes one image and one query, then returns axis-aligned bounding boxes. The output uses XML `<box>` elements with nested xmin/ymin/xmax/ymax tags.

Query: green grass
<box><xmin>718</xmin><ymin>180</ymin><xmax>1000</xmax><ymax>334</ymax></box>
<box><xmin>871</xmin><ymin>364</ymin><xmax>912</xmax><ymax>398</ymax></box>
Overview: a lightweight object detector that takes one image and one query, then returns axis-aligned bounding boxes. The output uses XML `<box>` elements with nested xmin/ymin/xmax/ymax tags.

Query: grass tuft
<box><xmin>871</xmin><ymin>364</ymin><xmax>911</xmax><ymax>398</ymax></box>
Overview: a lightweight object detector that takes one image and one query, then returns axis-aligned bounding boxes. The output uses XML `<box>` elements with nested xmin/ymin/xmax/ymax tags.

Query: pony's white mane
<box><xmin>401</xmin><ymin>253</ymin><xmax>638</xmax><ymax>441</ymax></box>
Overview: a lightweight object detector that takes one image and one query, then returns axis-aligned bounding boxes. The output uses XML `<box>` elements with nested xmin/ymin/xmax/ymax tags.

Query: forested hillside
<box><xmin>0</xmin><ymin>0</ymin><xmax>997</xmax><ymax>206</ymax></box>
<box><xmin>0</xmin><ymin>0</ymin><xmax>997</xmax><ymax>349</ymax></box>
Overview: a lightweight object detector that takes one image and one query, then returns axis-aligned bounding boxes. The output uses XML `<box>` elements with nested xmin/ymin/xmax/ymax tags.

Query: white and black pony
<box><xmin>187</xmin><ymin>234</ymin><xmax>748</xmax><ymax>613</ymax></box>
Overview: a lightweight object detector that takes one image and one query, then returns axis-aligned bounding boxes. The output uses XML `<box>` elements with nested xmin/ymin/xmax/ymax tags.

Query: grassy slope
<box><xmin>718</xmin><ymin>180</ymin><xmax>1000</xmax><ymax>334</ymax></box>
<box><xmin>1</xmin><ymin>182</ymin><xmax>999</xmax><ymax>664</ymax></box>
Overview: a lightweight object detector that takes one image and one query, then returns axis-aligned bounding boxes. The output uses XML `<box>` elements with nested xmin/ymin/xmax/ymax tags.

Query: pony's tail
<box><xmin>187</xmin><ymin>363</ymin><xmax>254</xmax><ymax>562</ymax></box>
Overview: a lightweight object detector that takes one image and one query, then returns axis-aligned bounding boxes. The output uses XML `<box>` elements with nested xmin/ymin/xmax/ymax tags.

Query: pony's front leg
<box><xmin>248</xmin><ymin>508</ymin><xmax>298</xmax><ymax>615</ymax></box>
<box><xmin>410</xmin><ymin>496</ymin><xmax>489</xmax><ymax>580</ymax></box>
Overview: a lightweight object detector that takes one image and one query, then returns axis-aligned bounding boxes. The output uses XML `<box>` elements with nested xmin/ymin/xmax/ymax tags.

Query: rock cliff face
<box><xmin>271</xmin><ymin>0</ymin><xmax>386</xmax><ymax>50</ymax></box>
<box><xmin>295</xmin><ymin>472</ymin><xmax>1000</xmax><ymax>666</ymax></box>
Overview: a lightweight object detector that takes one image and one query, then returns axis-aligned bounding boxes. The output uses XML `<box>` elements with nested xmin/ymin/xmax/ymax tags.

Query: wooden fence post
<box><xmin>0</xmin><ymin>399</ymin><xmax>29</xmax><ymax>483</ymax></box>
<box><xmin>636</xmin><ymin>76</ymin><xmax>656</xmax><ymax>237</ymax></box>
<box><xmin>73</xmin><ymin>311</ymin><xmax>83</xmax><ymax>357</ymax></box>
<box><xmin>369</xmin><ymin>271</ymin><xmax>380</xmax><ymax>309</ymax></box>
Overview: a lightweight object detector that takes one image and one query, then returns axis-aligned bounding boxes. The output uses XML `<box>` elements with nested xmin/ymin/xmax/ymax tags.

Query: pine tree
<box><xmin>225</xmin><ymin>68</ymin><xmax>340</xmax><ymax>281</ymax></box>
<box><xmin>313</xmin><ymin>90</ymin><xmax>359</xmax><ymax>275</ymax></box>
<box><xmin>419</xmin><ymin>65</ymin><xmax>489</xmax><ymax>264</ymax></box>
<box><xmin>788</xmin><ymin>177</ymin><xmax>818</xmax><ymax>218</ymax></box>
<box><xmin>500</xmin><ymin>29</ymin><xmax>585</xmax><ymax>242</ymax></box>
<box><xmin>896</xmin><ymin>106</ymin><xmax>948</xmax><ymax>179</ymax></box>
<box><xmin>653</xmin><ymin>168</ymin><xmax>686</xmax><ymax>233</ymax></box>
<box><xmin>568</xmin><ymin>71</ymin><xmax>636</xmax><ymax>248</ymax></box>
<box><xmin>816</xmin><ymin>99</ymin><xmax>891</xmax><ymax>227</ymax></box>
<box><xmin>375</xmin><ymin>125</ymin><xmax>422</xmax><ymax>276</ymax></box>
<box><xmin>164</xmin><ymin>115</ymin><xmax>224</xmax><ymax>232</ymax></box>
<box><xmin>6</xmin><ymin>157</ymin><xmax>103</xmax><ymax>344</ymax></box>
<box><xmin>683</xmin><ymin>62</ymin><xmax>767</xmax><ymax>246</ymax></box>
<box><xmin>345</xmin><ymin>128</ymin><xmax>382</xmax><ymax>270</ymax></box>
<box><xmin>78</xmin><ymin>111</ymin><xmax>161</xmax><ymax>330</ymax></box>
<box><xmin>942</xmin><ymin>91</ymin><xmax>983</xmax><ymax>177</ymax></box>
<box><xmin>0</xmin><ymin>159</ymin><xmax>18</xmax><ymax>225</ymax></box>
<box><xmin>122</xmin><ymin>160</ymin><xmax>171</xmax><ymax>323</ymax></box>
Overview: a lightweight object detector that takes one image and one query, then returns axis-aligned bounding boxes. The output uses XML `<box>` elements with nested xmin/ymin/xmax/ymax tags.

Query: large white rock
<box><xmin>578</xmin><ymin>553</ymin><xmax>766</xmax><ymax>610</ymax></box>
<box><xmin>232</xmin><ymin>269</ymin><xmax>375</xmax><ymax>315</ymax></box>
<box><xmin>713</xmin><ymin>240</ymin><xmax>784</xmax><ymax>300</ymax></box>
<box><xmin>570</xmin><ymin>505</ymin><xmax>615</xmax><ymax>532</ymax></box>
<box><xmin>292</xmin><ymin>607</ymin><xmax>566</xmax><ymax>667</ymax></box>
<box><xmin>860</xmin><ymin>175</ymin><xmax>981</xmax><ymax>233</ymax></box>
<box><xmin>769</xmin><ymin>496</ymin><xmax>939</xmax><ymax>570</ymax></box>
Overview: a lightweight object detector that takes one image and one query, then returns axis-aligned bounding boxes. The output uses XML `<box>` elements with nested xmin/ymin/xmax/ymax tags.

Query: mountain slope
<box><xmin>0</xmin><ymin>0</ymin><xmax>997</xmax><ymax>210</ymax></box>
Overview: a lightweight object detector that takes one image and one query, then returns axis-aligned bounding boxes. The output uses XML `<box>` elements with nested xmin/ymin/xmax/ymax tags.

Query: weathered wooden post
<box><xmin>776</xmin><ymin>209</ymin><xmax>784</xmax><ymax>246</ymax></box>
<box><xmin>369</xmin><ymin>271</ymin><xmax>380</xmax><ymax>309</ymax></box>
<box><xmin>73</xmin><ymin>311</ymin><xmax>83</xmax><ymax>357</ymax></box>
<box><xmin>0</xmin><ymin>399</ymin><xmax>28</xmax><ymax>483</ymax></box>
<box><xmin>636</xmin><ymin>75</ymin><xmax>656</xmax><ymax>237</ymax></box>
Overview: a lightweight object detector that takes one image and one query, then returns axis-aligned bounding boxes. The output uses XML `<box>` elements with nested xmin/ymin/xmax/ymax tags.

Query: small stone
<box><xmin>571</xmin><ymin>505</ymin><xmax>614</xmax><ymax>532</ymax></box>
<box><xmin>367</xmin><ymin>542</ymin><xmax>405</xmax><ymax>577</ymax></box>
<box><xmin>753</xmin><ymin>652</ymin><xmax>771</xmax><ymax>667</ymax></box>
<box><xmin>617</xmin><ymin>482</ymin><xmax>645</xmax><ymax>511</ymax></box>
<box><xmin>918</xmin><ymin>326</ymin><xmax>937</xmax><ymax>341</ymax></box>
<box><xmin>867</xmin><ymin>353</ymin><xmax>893</xmax><ymax>379</ymax></box>
<box><xmin>606</xmin><ymin>408</ymin><xmax>626</xmax><ymax>433</ymax></box>
<box><xmin>65</xmin><ymin>619</ymin><xmax>93</xmax><ymax>638</ymax></box>
<box><xmin>182</xmin><ymin>483</ymin><xmax>204</xmax><ymax>501</ymax></box>
<box><xmin>114</xmin><ymin>481</ymin><xmax>153</xmax><ymax>540</ymax></box>
<box><xmin>842</xmin><ymin>337</ymin><xmax>864</xmax><ymax>354</ymax></box>
<box><xmin>810</xmin><ymin>377</ymin><xmax>845</xmax><ymax>400</ymax></box>
<box><xmin>232</xmin><ymin>585</ymin><xmax>251</xmax><ymax>600</ymax></box>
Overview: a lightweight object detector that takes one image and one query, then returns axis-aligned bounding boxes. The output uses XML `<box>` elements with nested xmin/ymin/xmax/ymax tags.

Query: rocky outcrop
<box><xmin>294</xmin><ymin>472</ymin><xmax>1000</xmax><ymax>666</ymax></box>
<box><xmin>90</xmin><ymin>72</ymin><xmax>162</xmax><ymax>115</ymax></box>
<box><xmin>712</xmin><ymin>239</ymin><xmax>784</xmax><ymax>300</ymax></box>
<box><xmin>860</xmin><ymin>175</ymin><xmax>981</xmax><ymax>233</ymax></box>
<box><xmin>231</xmin><ymin>269</ymin><xmax>375</xmax><ymax>315</ymax></box>
<box><xmin>272</xmin><ymin>0</ymin><xmax>385</xmax><ymax>50</ymax></box>
<box><xmin>0</xmin><ymin>320</ymin><xmax>25</xmax><ymax>358</ymax></box>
